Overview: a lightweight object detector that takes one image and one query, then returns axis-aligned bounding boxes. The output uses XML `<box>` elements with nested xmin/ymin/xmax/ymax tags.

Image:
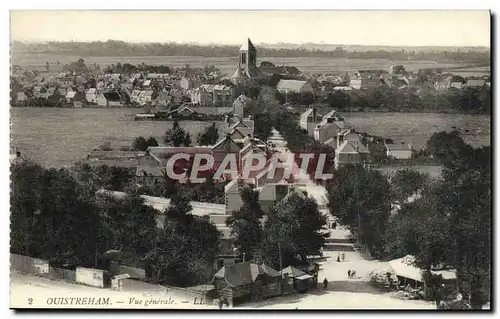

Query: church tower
<box><xmin>239</xmin><ymin>38</ymin><xmax>257</xmax><ymax>74</ymax></box>
<box><xmin>232</xmin><ymin>38</ymin><xmax>259</xmax><ymax>86</ymax></box>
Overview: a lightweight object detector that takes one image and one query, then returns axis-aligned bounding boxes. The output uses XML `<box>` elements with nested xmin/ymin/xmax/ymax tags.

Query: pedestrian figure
<box><xmin>337</xmin><ymin>255</ymin><xmax>341</xmax><ymax>262</ymax></box>
<box><xmin>351</xmin><ymin>270</ymin><xmax>356</xmax><ymax>279</ymax></box>
<box><xmin>348</xmin><ymin>269</ymin><xmax>351</xmax><ymax>279</ymax></box>
<box><xmin>218</xmin><ymin>298</ymin><xmax>224</xmax><ymax>310</ymax></box>
<box><xmin>341</xmin><ymin>252</ymin><xmax>345</xmax><ymax>261</ymax></box>
<box><xmin>323</xmin><ymin>278</ymin><xmax>328</xmax><ymax>289</ymax></box>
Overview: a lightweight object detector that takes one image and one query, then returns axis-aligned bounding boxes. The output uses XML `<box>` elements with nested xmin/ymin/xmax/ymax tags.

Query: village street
<box><xmin>241</xmin><ymin>226</ymin><xmax>435</xmax><ymax>309</ymax></box>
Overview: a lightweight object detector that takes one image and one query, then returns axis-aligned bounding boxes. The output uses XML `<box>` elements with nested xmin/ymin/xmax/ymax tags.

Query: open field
<box><xmin>11</xmin><ymin>52</ymin><xmax>470</xmax><ymax>75</ymax></box>
<box><xmin>11</xmin><ymin>108</ymin><xmax>490</xmax><ymax>168</ymax></box>
<box><xmin>10</xmin><ymin>107</ymin><xmax>225</xmax><ymax>167</ymax></box>
<box><xmin>342</xmin><ymin>111</ymin><xmax>491</xmax><ymax>150</ymax></box>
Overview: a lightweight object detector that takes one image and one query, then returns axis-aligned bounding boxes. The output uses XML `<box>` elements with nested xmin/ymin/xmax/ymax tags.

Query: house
<box><xmin>464</xmin><ymin>79</ymin><xmax>486</xmax><ymax>89</ymax></box>
<box><xmin>334</xmin><ymin>129</ymin><xmax>371</xmax><ymax>169</ymax></box>
<box><xmin>190</xmin><ymin>86</ymin><xmax>213</xmax><ymax>106</ymax></box>
<box><xmin>281</xmin><ymin>266</ymin><xmax>314</xmax><ymax>293</ymax></box>
<box><xmin>389</xmin><ymin>65</ymin><xmax>406</xmax><ymax>75</ymax></box>
<box><xmin>385</xmin><ymin>142</ymin><xmax>412</xmax><ymax>160</ymax></box>
<box><xmin>33</xmin><ymin>86</ymin><xmax>46</xmax><ymax>98</ymax></box>
<box><xmin>138</xmin><ymin>91</ymin><xmax>157</xmax><ymax>106</ymax></box>
<box><xmin>255</xmin><ymin>183</ymin><xmax>292</xmax><ymax>213</ymax></box>
<box><xmin>65</xmin><ymin>91</ymin><xmax>85</xmax><ymax>104</ymax></box>
<box><xmin>350</xmin><ymin>78</ymin><xmax>380</xmax><ymax>90</ymax></box>
<box><xmin>86</xmin><ymin>88</ymin><xmax>99</xmax><ymax>104</ymax></box>
<box><xmin>211</xmin><ymin>262</ymin><xmax>282</xmax><ymax>306</ymax></box>
<box><xmin>190</xmin><ymin>84</ymin><xmax>234</xmax><ymax>107</ymax></box>
<box><xmin>136</xmin><ymin>135</ymin><xmax>242</xmax><ymax>185</ymax></box>
<box><xmin>388</xmin><ymin>255</ymin><xmax>456</xmax><ymax>290</ymax></box>
<box><xmin>313</xmin><ymin>111</ymin><xmax>344</xmax><ymax>144</ymax></box>
<box><xmin>232</xmin><ymin>94</ymin><xmax>254</xmax><ymax>119</ymax></box>
<box><xmin>227</xmin><ymin>119</ymin><xmax>255</xmax><ymax>138</ymax></box>
<box><xmin>154</xmin><ymin>92</ymin><xmax>172</xmax><ymax>107</ymax></box>
<box><xmin>15</xmin><ymin>92</ymin><xmax>30</xmax><ymax>105</ymax></box>
<box><xmin>168</xmin><ymin>105</ymin><xmax>194</xmax><ymax>117</ymax></box>
<box><xmin>99</xmin><ymin>92</ymin><xmax>123</xmax><ymax>107</ymax></box>
<box><xmin>276</xmin><ymin>80</ymin><xmax>314</xmax><ymax>95</ymax></box>
<box><xmin>130</xmin><ymin>90</ymin><xmax>142</xmax><ymax>104</ymax></box>
<box><xmin>41</xmin><ymin>87</ymin><xmax>63</xmax><ymax>104</ymax></box>
<box><xmin>225</xmin><ymin>179</ymin><xmax>245</xmax><ymax>215</ymax></box>
<box><xmin>179</xmin><ymin>77</ymin><xmax>201</xmax><ymax>91</ymax></box>
<box><xmin>449</xmin><ymin>82</ymin><xmax>464</xmax><ymax>90</ymax></box>
<box><xmin>57</xmin><ymin>87</ymin><xmax>68</xmax><ymax>97</ymax></box>
<box><xmin>299</xmin><ymin>108</ymin><xmax>321</xmax><ymax>135</ymax></box>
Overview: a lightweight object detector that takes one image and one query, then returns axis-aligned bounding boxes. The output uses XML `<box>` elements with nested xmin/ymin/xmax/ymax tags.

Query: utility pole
<box><xmin>278</xmin><ymin>241</ymin><xmax>283</xmax><ymax>294</ymax></box>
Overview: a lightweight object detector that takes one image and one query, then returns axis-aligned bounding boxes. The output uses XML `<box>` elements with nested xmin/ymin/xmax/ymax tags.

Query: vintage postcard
<box><xmin>9</xmin><ymin>10</ymin><xmax>491</xmax><ymax>310</ymax></box>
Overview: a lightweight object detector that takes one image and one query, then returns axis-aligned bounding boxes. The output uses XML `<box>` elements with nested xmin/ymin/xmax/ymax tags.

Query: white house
<box><xmin>385</xmin><ymin>142</ymin><xmax>413</xmax><ymax>160</ymax></box>
<box><xmin>299</xmin><ymin>108</ymin><xmax>321</xmax><ymax>135</ymax></box>
<box><xmin>85</xmin><ymin>88</ymin><xmax>99</xmax><ymax>104</ymax></box>
<box><xmin>232</xmin><ymin>94</ymin><xmax>253</xmax><ymax>119</ymax></box>
<box><xmin>276</xmin><ymin>80</ymin><xmax>314</xmax><ymax>95</ymax></box>
<box><xmin>224</xmin><ymin>178</ymin><xmax>245</xmax><ymax>215</ymax></box>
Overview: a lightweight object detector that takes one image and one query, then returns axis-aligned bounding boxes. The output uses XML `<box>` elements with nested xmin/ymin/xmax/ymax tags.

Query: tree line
<box><xmin>327</xmin><ymin>86</ymin><xmax>491</xmax><ymax>114</ymax></box>
<box><xmin>10</xmin><ymin>161</ymin><xmax>222</xmax><ymax>287</ymax></box>
<box><xmin>13</xmin><ymin>40</ymin><xmax>490</xmax><ymax>63</ymax></box>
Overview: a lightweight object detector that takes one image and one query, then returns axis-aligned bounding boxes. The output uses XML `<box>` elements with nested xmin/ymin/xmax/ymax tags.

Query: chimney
<box><xmin>337</xmin><ymin>132</ymin><xmax>345</xmax><ymax>149</ymax></box>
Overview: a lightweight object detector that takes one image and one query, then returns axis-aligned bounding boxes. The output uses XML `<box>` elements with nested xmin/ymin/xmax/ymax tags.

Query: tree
<box><xmin>182</xmin><ymin>132</ymin><xmax>192</xmax><ymax>147</ymax></box>
<box><xmin>390</xmin><ymin>169</ymin><xmax>430</xmax><ymax>204</ymax></box>
<box><xmin>145</xmin><ymin>192</ymin><xmax>221</xmax><ymax>286</ymax></box>
<box><xmin>10</xmin><ymin>162</ymin><xmax>108</xmax><ymax>267</ymax></box>
<box><xmin>326</xmin><ymin>165</ymin><xmax>391</xmax><ymax>258</ymax></box>
<box><xmin>246</xmin><ymin>86</ymin><xmax>261</xmax><ymax>99</ymax></box>
<box><xmin>426</xmin><ymin>131</ymin><xmax>471</xmax><ymax>167</ymax></box>
<box><xmin>164</xmin><ymin>121</ymin><xmax>189</xmax><ymax>147</ymax></box>
<box><xmin>146</xmin><ymin>136</ymin><xmax>159</xmax><ymax>147</ymax></box>
<box><xmin>98</xmin><ymin>193</ymin><xmax>158</xmax><ymax>259</ymax></box>
<box><xmin>132</xmin><ymin>136</ymin><xmax>148</xmax><ymax>151</ymax></box>
<box><xmin>197</xmin><ymin>123</ymin><xmax>219</xmax><ymax>146</ymax></box>
<box><xmin>386</xmin><ymin>144</ymin><xmax>491</xmax><ymax>309</ymax></box>
<box><xmin>226</xmin><ymin>188</ymin><xmax>265</xmax><ymax>261</ymax></box>
<box><xmin>261</xmin><ymin>191</ymin><xmax>327</xmax><ymax>269</ymax></box>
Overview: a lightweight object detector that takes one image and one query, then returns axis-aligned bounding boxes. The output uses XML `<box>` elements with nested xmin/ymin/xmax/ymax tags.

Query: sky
<box><xmin>10</xmin><ymin>10</ymin><xmax>491</xmax><ymax>47</ymax></box>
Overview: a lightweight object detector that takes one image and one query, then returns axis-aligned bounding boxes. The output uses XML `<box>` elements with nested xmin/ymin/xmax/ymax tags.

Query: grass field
<box><xmin>342</xmin><ymin>111</ymin><xmax>491</xmax><ymax>150</ymax></box>
<box><xmin>10</xmin><ymin>107</ymin><xmax>226</xmax><ymax>167</ymax></box>
<box><xmin>11</xmin><ymin>52</ymin><xmax>469</xmax><ymax>75</ymax></box>
<box><xmin>11</xmin><ymin>107</ymin><xmax>491</xmax><ymax>168</ymax></box>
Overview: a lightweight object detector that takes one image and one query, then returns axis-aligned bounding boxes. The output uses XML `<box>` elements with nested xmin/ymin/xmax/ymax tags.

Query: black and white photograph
<box><xmin>8</xmin><ymin>9</ymin><xmax>491</xmax><ymax>310</ymax></box>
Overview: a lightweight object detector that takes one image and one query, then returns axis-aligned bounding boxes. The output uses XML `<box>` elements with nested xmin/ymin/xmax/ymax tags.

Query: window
<box><xmin>241</xmin><ymin>53</ymin><xmax>247</xmax><ymax>64</ymax></box>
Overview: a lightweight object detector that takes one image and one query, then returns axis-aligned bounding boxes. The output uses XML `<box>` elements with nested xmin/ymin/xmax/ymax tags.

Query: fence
<box><xmin>11</xmin><ymin>254</ymin><xmax>49</xmax><ymax>276</ymax></box>
<box><xmin>48</xmin><ymin>266</ymin><xmax>76</xmax><ymax>282</ymax></box>
<box><xmin>76</xmin><ymin>267</ymin><xmax>105</xmax><ymax>288</ymax></box>
<box><xmin>110</xmin><ymin>262</ymin><xmax>146</xmax><ymax>280</ymax></box>
<box><xmin>11</xmin><ymin>254</ymin><xmax>107</xmax><ymax>288</ymax></box>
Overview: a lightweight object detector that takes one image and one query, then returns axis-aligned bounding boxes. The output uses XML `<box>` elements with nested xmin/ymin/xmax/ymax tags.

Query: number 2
<box><xmin>28</xmin><ymin>298</ymin><xmax>33</xmax><ymax>305</ymax></box>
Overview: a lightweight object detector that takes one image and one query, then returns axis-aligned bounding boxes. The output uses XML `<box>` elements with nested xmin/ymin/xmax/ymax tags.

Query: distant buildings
<box><xmin>276</xmin><ymin>80</ymin><xmax>314</xmax><ymax>95</ymax></box>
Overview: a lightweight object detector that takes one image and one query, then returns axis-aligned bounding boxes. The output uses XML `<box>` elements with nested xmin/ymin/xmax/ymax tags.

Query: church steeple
<box><xmin>232</xmin><ymin>38</ymin><xmax>259</xmax><ymax>85</ymax></box>
<box><xmin>238</xmin><ymin>38</ymin><xmax>257</xmax><ymax>73</ymax></box>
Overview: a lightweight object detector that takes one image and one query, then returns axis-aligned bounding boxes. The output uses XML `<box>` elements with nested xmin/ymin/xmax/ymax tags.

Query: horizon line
<box><xmin>11</xmin><ymin>39</ymin><xmax>490</xmax><ymax>49</ymax></box>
